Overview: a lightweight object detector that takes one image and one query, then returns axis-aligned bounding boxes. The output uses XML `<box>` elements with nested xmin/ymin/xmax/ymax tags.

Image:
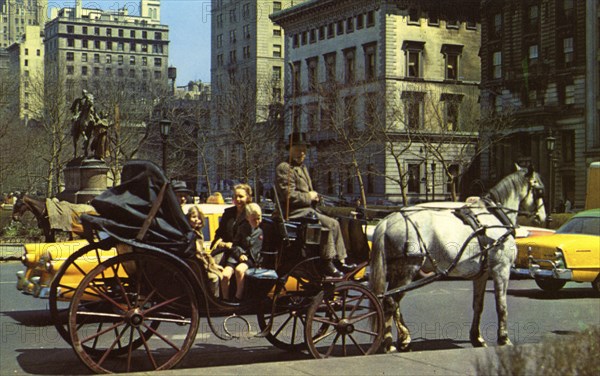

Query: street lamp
<box><xmin>545</xmin><ymin>133</ymin><xmax>556</xmax><ymax>215</ymax></box>
<box><xmin>431</xmin><ymin>162</ymin><xmax>436</xmax><ymax>201</ymax></box>
<box><xmin>160</xmin><ymin>118</ymin><xmax>171</xmax><ymax>174</ymax></box>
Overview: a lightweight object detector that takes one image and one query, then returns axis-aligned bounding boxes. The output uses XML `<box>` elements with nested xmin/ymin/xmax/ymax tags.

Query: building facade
<box><xmin>209</xmin><ymin>0</ymin><xmax>306</xmax><ymax>194</ymax></box>
<box><xmin>480</xmin><ymin>0</ymin><xmax>600</xmax><ymax>212</ymax></box>
<box><xmin>44</xmin><ymin>0</ymin><xmax>170</xmax><ymax>105</ymax></box>
<box><xmin>0</xmin><ymin>0</ymin><xmax>46</xmax><ymax>49</ymax></box>
<box><xmin>272</xmin><ymin>0</ymin><xmax>481</xmax><ymax>204</ymax></box>
<box><xmin>7</xmin><ymin>24</ymin><xmax>44</xmax><ymax>122</ymax></box>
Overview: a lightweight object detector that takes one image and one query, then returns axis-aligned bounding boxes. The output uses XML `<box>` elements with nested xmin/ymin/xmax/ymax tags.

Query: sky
<box><xmin>49</xmin><ymin>1</ymin><xmax>213</xmax><ymax>85</ymax></box>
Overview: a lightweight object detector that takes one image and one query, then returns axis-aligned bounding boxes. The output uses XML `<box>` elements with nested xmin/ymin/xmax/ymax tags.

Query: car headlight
<box><xmin>554</xmin><ymin>247</ymin><xmax>566</xmax><ymax>268</ymax></box>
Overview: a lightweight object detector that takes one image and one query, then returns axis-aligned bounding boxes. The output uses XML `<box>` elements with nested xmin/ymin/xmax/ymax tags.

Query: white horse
<box><xmin>369</xmin><ymin>165</ymin><xmax>546</xmax><ymax>352</ymax></box>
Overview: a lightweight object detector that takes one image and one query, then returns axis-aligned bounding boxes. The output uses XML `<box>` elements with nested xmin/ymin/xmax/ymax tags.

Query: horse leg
<box><xmin>388</xmin><ymin>260</ymin><xmax>421</xmax><ymax>352</ymax></box>
<box><xmin>469</xmin><ymin>271</ymin><xmax>489</xmax><ymax>347</ymax></box>
<box><xmin>491</xmin><ymin>259</ymin><xmax>513</xmax><ymax>346</ymax></box>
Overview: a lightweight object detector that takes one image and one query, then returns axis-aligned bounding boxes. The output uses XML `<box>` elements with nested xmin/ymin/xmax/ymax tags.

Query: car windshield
<box><xmin>556</xmin><ymin>217</ymin><xmax>600</xmax><ymax>236</ymax></box>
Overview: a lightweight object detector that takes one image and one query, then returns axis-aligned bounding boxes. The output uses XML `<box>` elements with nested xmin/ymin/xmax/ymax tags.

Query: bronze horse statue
<box><xmin>12</xmin><ymin>195</ymin><xmax>95</xmax><ymax>242</ymax></box>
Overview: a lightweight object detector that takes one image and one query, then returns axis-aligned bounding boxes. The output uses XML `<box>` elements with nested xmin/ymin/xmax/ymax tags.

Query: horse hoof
<box><xmin>498</xmin><ymin>338</ymin><xmax>513</xmax><ymax>346</ymax></box>
<box><xmin>397</xmin><ymin>342</ymin><xmax>412</xmax><ymax>352</ymax></box>
<box><xmin>470</xmin><ymin>336</ymin><xmax>487</xmax><ymax>348</ymax></box>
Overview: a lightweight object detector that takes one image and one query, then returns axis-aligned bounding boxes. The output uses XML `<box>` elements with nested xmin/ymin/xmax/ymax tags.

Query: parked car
<box><xmin>514</xmin><ymin>209</ymin><xmax>600</xmax><ymax>292</ymax></box>
<box><xmin>17</xmin><ymin>203</ymin><xmax>230</xmax><ymax>298</ymax></box>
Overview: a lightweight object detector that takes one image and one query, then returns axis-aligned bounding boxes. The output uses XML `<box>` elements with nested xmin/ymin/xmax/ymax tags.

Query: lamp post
<box><xmin>545</xmin><ymin>133</ymin><xmax>556</xmax><ymax>215</ymax></box>
<box><xmin>431</xmin><ymin>161</ymin><xmax>436</xmax><ymax>201</ymax></box>
<box><xmin>160</xmin><ymin>118</ymin><xmax>171</xmax><ymax>174</ymax></box>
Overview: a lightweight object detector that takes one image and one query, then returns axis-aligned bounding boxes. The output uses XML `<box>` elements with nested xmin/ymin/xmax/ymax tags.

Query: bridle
<box><xmin>518</xmin><ymin>179</ymin><xmax>545</xmax><ymax>219</ymax></box>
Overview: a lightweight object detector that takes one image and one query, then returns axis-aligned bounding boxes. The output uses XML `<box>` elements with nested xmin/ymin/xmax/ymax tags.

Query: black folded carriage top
<box><xmin>81</xmin><ymin>160</ymin><xmax>196</xmax><ymax>257</ymax></box>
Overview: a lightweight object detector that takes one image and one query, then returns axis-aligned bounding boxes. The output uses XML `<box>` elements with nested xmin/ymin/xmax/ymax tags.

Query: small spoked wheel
<box><xmin>305</xmin><ymin>281</ymin><xmax>384</xmax><ymax>358</ymax></box>
<box><xmin>68</xmin><ymin>252</ymin><xmax>200</xmax><ymax>373</ymax></box>
<box><xmin>257</xmin><ymin>291</ymin><xmax>312</xmax><ymax>352</ymax></box>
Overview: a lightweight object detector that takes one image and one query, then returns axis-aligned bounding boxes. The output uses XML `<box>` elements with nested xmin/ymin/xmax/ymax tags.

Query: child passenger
<box><xmin>186</xmin><ymin>206</ymin><xmax>223</xmax><ymax>295</ymax></box>
<box><xmin>219</xmin><ymin>203</ymin><xmax>263</xmax><ymax>302</ymax></box>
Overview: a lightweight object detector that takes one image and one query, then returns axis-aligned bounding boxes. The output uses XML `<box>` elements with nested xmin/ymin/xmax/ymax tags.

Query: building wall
<box><xmin>480</xmin><ymin>0</ymin><xmax>599</xmax><ymax>211</ymax></box>
<box><xmin>0</xmin><ymin>0</ymin><xmax>46</xmax><ymax>48</ymax></box>
<box><xmin>44</xmin><ymin>2</ymin><xmax>169</xmax><ymax>104</ymax></box>
<box><xmin>274</xmin><ymin>0</ymin><xmax>481</xmax><ymax>203</ymax></box>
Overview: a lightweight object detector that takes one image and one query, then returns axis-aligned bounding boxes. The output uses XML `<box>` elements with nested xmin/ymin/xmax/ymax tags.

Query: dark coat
<box><xmin>211</xmin><ymin>206</ymin><xmax>243</xmax><ymax>248</ymax></box>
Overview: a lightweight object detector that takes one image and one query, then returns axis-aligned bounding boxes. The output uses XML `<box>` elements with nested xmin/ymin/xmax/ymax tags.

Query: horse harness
<box><xmin>393</xmin><ymin>199</ymin><xmax>516</xmax><ymax>294</ymax></box>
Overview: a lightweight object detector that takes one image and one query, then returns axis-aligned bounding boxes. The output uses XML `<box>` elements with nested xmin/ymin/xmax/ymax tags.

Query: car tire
<box><xmin>592</xmin><ymin>276</ymin><xmax>600</xmax><ymax>294</ymax></box>
<box><xmin>534</xmin><ymin>278</ymin><xmax>567</xmax><ymax>292</ymax></box>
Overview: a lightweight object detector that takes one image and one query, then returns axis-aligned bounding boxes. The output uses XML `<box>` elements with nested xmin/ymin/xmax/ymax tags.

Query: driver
<box><xmin>275</xmin><ymin>132</ymin><xmax>356</xmax><ymax>278</ymax></box>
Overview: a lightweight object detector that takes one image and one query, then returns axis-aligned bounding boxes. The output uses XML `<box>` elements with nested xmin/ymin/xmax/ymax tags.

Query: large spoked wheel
<box><xmin>305</xmin><ymin>281</ymin><xmax>384</xmax><ymax>358</ymax></box>
<box><xmin>68</xmin><ymin>252</ymin><xmax>200</xmax><ymax>373</ymax></box>
<box><xmin>257</xmin><ymin>290</ymin><xmax>312</xmax><ymax>352</ymax></box>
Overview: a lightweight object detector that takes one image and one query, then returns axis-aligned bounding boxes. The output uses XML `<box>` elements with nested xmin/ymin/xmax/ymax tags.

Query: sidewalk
<box><xmin>137</xmin><ymin>345</ymin><xmax>506</xmax><ymax>376</ymax></box>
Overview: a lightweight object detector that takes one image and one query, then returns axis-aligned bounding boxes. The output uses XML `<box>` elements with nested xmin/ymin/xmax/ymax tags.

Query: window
<box><xmin>243</xmin><ymin>25</ymin><xmax>250</xmax><ymax>39</ymax></box>
<box><xmin>272</xmin><ymin>66</ymin><xmax>282</xmax><ymax>81</ymax></box>
<box><xmin>142</xmin><ymin>30</ymin><xmax>147</xmax><ymax>39</ymax></box>
<box><xmin>229</xmin><ymin>9</ymin><xmax>236</xmax><ymax>22</ymax></box>
<box><xmin>403</xmin><ymin>91</ymin><xmax>424</xmax><ymax>129</ymax></box>
<box><xmin>318</xmin><ymin>26</ymin><xmax>325</xmax><ymax>40</ymax></box>
<box><xmin>243</xmin><ymin>46</ymin><xmax>250</xmax><ymax>59</ymax></box>
<box><xmin>118</xmin><ymin>68</ymin><xmax>124</xmax><ymax>77</ymax></box>
<box><xmin>119</xmin><ymin>29</ymin><xmax>124</xmax><ymax>37</ymax></box>
<box><xmin>356</xmin><ymin>14</ymin><xmax>364</xmax><ymax>29</ymax></box>
<box><xmin>106</xmin><ymin>41</ymin><xmax>112</xmax><ymax>50</ymax></box>
<box><xmin>117</xmin><ymin>42</ymin><xmax>124</xmax><ymax>51</ymax></box>
<box><xmin>67</xmin><ymin>25</ymin><xmax>74</xmax><ymax>33</ymax></box>
<box><xmin>242</xmin><ymin>3</ymin><xmax>250</xmax><ymax>19</ymax></box>
<box><xmin>327</xmin><ymin>23</ymin><xmax>334</xmax><ymax>38</ymax></box>
<box><xmin>82</xmin><ymin>26</ymin><xmax>88</xmax><ymax>34</ymax></box>
<box><xmin>105</xmin><ymin>67</ymin><xmax>112</xmax><ymax>76</ymax></box>
<box><xmin>229</xmin><ymin>50</ymin><xmax>236</xmax><ymax>63</ymax></box>
<box><xmin>292</xmin><ymin>34</ymin><xmax>299</xmax><ymax>48</ymax></box>
<box><xmin>94</xmin><ymin>54</ymin><xmax>100</xmax><ymax>63</ymax></box>
<box><xmin>81</xmin><ymin>53</ymin><xmax>87</xmax><ymax>62</ymax></box>
<box><xmin>364</xmin><ymin>43</ymin><xmax>376</xmax><ymax>81</ymax></box>
<box><xmin>129</xmin><ymin>69</ymin><xmax>135</xmax><ymax>78</ymax></box>
<box><xmin>560</xmin><ymin>0</ymin><xmax>574</xmax><ymax>22</ymax></box>
<box><xmin>94</xmin><ymin>27</ymin><xmax>100</xmax><ymax>35</ymax></box>
<box><xmin>130</xmin><ymin>42</ymin><xmax>136</xmax><ymax>51</ymax></box>
<box><xmin>107</xmin><ymin>28</ymin><xmax>112</xmax><ymax>36</ymax></box>
<box><xmin>344</xmin><ymin>95</ymin><xmax>356</xmax><ymax>130</ymax></box>
<box><xmin>442</xmin><ymin>44</ymin><xmax>463</xmax><ymax>80</ymax></box>
<box><xmin>367</xmin><ymin>11</ymin><xmax>375</xmax><ymax>27</ymax></box>
<box><xmin>217</xmin><ymin>34</ymin><xmax>222</xmax><ymax>48</ymax></box>
<box><xmin>309</xmin><ymin>29</ymin><xmax>316</xmax><ymax>43</ymax></box>
<box><xmin>24</xmin><ymin>48</ymin><xmax>28</xmax><ymax>55</ymax></box>
<box><xmin>142</xmin><ymin>56</ymin><xmax>147</xmax><ymax>66</ymax></box>
<box><xmin>154</xmin><ymin>58</ymin><xmax>162</xmax><ymax>67</ymax></box>
<box><xmin>526</xmin><ymin>4</ymin><xmax>539</xmax><ymax>33</ymax></box>
<box><xmin>441</xmin><ymin>94</ymin><xmax>463</xmax><ymax>131</ymax></box>
<box><xmin>492</xmin><ymin>13</ymin><xmax>502</xmax><ymax>38</ymax></box>
<box><xmin>346</xmin><ymin>17</ymin><xmax>354</xmax><ymax>33</ymax></box>
<box><xmin>82</xmin><ymin>39</ymin><xmax>89</xmax><ymax>49</ymax></box>
<box><xmin>301</xmin><ymin>31</ymin><xmax>307</xmax><ymax>45</ymax></box>
<box><xmin>528</xmin><ymin>44</ymin><xmax>539</xmax><ymax>65</ymax></box>
<box><xmin>217</xmin><ymin>54</ymin><xmax>223</xmax><ymax>66</ymax></box>
<box><xmin>154</xmin><ymin>32</ymin><xmax>162</xmax><ymax>40</ymax></box>
<box><xmin>67</xmin><ymin>38</ymin><xmax>74</xmax><ymax>47</ymax></box>
<box><xmin>106</xmin><ymin>55</ymin><xmax>112</xmax><ymax>63</ymax></box>
<box><xmin>118</xmin><ymin>55</ymin><xmax>124</xmax><ymax>65</ymax></box>
<box><xmin>446</xmin><ymin>8</ymin><xmax>459</xmax><ymax>29</ymax></box>
<box><xmin>130</xmin><ymin>56</ymin><xmax>135</xmax><ymax>65</ymax></box>
<box><xmin>337</xmin><ymin>20</ymin><xmax>344</xmax><ymax>35</ymax></box>
<box><xmin>325</xmin><ymin>52</ymin><xmax>336</xmax><ymax>82</ymax></box>
<box><xmin>292</xmin><ymin>61</ymin><xmax>301</xmax><ymax>95</ymax></box>
<box><xmin>93</xmin><ymin>67</ymin><xmax>100</xmax><ymax>76</ymax></box>
<box><xmin>273</xmin><ymin>1</ymin><xmax>282</xmax><ymax>12</ymax></box>
<box><xmin>562</xmin><ymin>130</ymin><xmax>575</xmax><ymax>162</ymax></box>
<box><xmin>81</xmin><ymin>66</ymin><xmax>88</xmax><ymax>76</ymax></box>
<box><xmin>564</xmin><ymin>84</ymin><xmax>575</xmax><ymax>105</ymax></box>
<box><xmin>95</xmin><ymin>40</ymin><xmax>101</xmax><ymax>49</ymax></box>
<box><xmin>403</xmin><ymin>41</ymin><xmax>425</xmax><ymax>78</ymax></box>
<box><xmin>66</xmin><ymin>52</ymin><xmax>74</xmax><ymax>61</ymax></box>
<box><xmin>130</xmin><ymin>30</ymin><xmax>135</xmax><ymax>38</ymax></box>
<box><xmin>307</xmin><ymin>57</ymin><xmax>318</xmax><ymax>91</ymax></box>
<box><xmin>273</xmin><ymin>44</ymin><xmax>281</xmax><ymax>58</ymax></box>
<box><xmin>563</xmin><ymin>37</ymin><xmax>574</xmax><ymax>67</ymax></box>
<box><xmin>344</xmin><ymin>48</ymin><xmax>355</xmax><ymax>84</ymax></box>
<box><xmin>492</xmin><ymin>51</ymin><xmax>502</xmax><ymax>79</ymax></box>
<box><xmin>141</xmin><ymin>44</ymin><xmax>148</xmax><ymax>52</ymax></box>
<box><xmin>407</xmin><ymin>164</ymin><xmax>421</xmax><ymax>193</ymax></box>
<box><xmin>230</xmin><ymin>29</ymin><xmax>236</xmax><ymax>43</ymax></box>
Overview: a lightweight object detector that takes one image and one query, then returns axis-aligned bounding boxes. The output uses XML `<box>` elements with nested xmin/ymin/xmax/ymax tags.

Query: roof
<box><xmin>572</xmin><ymin>209</ymin><xmax>600</xmax><ymax>218</ymax></box>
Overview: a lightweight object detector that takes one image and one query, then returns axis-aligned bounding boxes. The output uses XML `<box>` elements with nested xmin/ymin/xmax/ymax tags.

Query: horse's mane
<box><xmin>487</xmin><ymin>170</ymin><xmax>528</xmax><ymax>203</ymax></box>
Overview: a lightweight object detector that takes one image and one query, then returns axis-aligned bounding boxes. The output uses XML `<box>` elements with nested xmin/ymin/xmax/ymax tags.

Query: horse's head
<box><xmin>11</xmin><ymin>199</ymin><xmax>28</xmax><ymax>221</ymax></box>
<box><xmin>517</xmin><ymin>165</ymin><xmax>547</xmax><ymax>225</ymax></box>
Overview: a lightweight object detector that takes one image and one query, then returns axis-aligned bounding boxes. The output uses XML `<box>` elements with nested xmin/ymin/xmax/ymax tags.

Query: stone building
<box><xmin>209</xmin><ymin>0</ymin><xmax>306</xmax><ymax>194</ymax></box>
<box><xmin>272</xmin><ymin>0</ymin><xmax>481</xmax><ymax>203</ymax></box>
<box><xmin>44</xmin><ymin>0</ymin><xmax>170</xmax><ymax>105</ymax></box>
<box><xmin>480</xmin><ymin>0</ymin><xmax>599</xmax><ymax>212</ymax></box>
<box><xmin>0</xmin><ymin>0</ymin><xmax>46</xmax><ymax>49</ymax></box>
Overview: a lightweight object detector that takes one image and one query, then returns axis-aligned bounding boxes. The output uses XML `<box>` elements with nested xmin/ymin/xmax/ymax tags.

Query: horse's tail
<box><xmin>369</xmin><ymin>218</ymin><xmax>388</xmax><ymax>298</ymax></box>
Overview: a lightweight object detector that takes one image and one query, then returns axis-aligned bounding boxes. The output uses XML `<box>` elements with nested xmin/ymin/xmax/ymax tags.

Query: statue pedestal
<box><xmin>58</xmin><ymin>158</ymin><xmax>108</xmax><ymax>204</ymax></box>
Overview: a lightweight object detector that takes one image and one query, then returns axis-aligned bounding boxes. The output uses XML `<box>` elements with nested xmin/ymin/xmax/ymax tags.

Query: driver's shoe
<box><xmin>334</xmin><ymin>260</ymin><xmax>358</xmax><ymax>273</ymax></box>
<box><xmin>322</xmin><ymin>260</ymin><xmax>344</xmax><ymax>278</ymax></box>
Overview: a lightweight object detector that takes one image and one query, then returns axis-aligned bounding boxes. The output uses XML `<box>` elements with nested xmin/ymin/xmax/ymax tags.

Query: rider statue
<box><xmin>70</xmin><ymin>90</ymin><xmax>110</xmax><ymax>160</ymax></box>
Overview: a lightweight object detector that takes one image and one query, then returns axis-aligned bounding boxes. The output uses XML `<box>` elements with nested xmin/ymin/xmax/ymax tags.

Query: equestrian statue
<box><xmin>70</xmin><ymin>90</ymin><xmax>110</xmax><ymax>160</ymax></box>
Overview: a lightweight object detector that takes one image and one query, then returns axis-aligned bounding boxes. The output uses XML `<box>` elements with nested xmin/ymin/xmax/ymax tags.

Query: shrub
<box><xmin>477</xmin><ymin>326</ymin><xmax>600</xmax><ymax>375</ymax></box>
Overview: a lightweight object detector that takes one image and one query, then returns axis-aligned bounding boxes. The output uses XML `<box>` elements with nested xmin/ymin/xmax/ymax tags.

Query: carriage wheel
<box><xmin>305</xmin><ymin>281</ymin><xmax>384</xmax><ymax>359</ymax></box>
<box><xmin>49</xmin><ymin>243</ymin><xmax>161</xmax><ymax>358</ymax></box>
<box><xmin>256</xmin><ymin>290</ymin><xmax>312</xmax><ymax>352</ymax></box>
<box><xmin>68</xmin><ymin>252</ymin><xmax>199</xmax><ymax>373</ymax></box>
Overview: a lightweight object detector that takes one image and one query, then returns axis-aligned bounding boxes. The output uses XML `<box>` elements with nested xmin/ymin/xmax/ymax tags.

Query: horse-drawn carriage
<box><xmin>42</xmin><ymin>160</ymin><xmax>546</xmax><ymax>373</ymax></box>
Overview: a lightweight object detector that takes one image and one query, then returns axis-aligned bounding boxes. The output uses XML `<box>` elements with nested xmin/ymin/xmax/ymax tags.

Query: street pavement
<box><xmin>132</xmin><ymin>344</ymin><xmax>520</xmax><ymax>376</ymax></box>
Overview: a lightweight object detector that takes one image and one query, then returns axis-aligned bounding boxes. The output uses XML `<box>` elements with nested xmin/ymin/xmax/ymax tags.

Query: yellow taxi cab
<box><xmin>16</xmin><ymin>203</ymin><xmax>230</xmax><ymax>298</ymax></box>
<box><xmin>515</xmin><ymin>209</ymin><xmax>600</xmax><ymax>292</ymax></box>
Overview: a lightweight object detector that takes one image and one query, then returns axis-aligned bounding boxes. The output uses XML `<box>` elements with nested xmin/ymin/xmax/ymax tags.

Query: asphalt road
<box><xmin>1</xmin><ymin>260</ymin><xmax>598</xmax><ymax>375</ymax></box>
